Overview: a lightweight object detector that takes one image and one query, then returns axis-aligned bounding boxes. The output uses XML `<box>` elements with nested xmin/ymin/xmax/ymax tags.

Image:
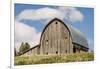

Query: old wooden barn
<box><xmin>21</xmin><ymin>18</ymin><xmax>88</xmax><ymax>56</ymax></box>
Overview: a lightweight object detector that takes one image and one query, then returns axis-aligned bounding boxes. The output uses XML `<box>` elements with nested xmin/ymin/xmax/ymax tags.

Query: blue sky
<box><xmin>15</xmin><ymin>3</ymin><xmax>94</xmax><ymax>51</ymax></box>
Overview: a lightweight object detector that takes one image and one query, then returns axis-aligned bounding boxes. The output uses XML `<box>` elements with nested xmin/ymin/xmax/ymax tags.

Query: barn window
<box><xmin>56</xmin><ymin>51</ymin><xmax>58</xmax><ymax>54</ymax></box>
<box><xmin>46</xmin><ymin>40</ymin><xmax>48</xmax><ymax>44</ymax></box>
<box><xmin>46</xmin><ymin>52</ymin><xmax>48</xmax><ymax>55</ymax></box>
<box><xmin>73</xmin><ymin>47</ymin><xmax>76</xmax><ymax>53</ymax></box>
<box><xmin>65</xmin><ymin>50</ymin><xmax>67</xmax><ymax>53</ymax></box>
<box><xmin>46</xmin><ymin>40</ymin><xmax>48</xmax><ymax>42</ymax></box>
<box><xmin>55</xmin><ymin>22</ymin><xmax>58</xmax><ymax>31</ymax></box>
<box><xmin>65</xmin><ymin>36</ymin><xmax>67</xmax><ymax>39</ymax></box>
<box><xmin>55</xmin><ymin>22</ymin><xmax>58</xmax><ymax>24</ymax></box>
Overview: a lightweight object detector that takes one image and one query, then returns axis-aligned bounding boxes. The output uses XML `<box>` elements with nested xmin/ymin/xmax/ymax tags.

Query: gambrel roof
<box><xmin>40</xmin><ymin>18</ymin><xmax>88</xmax><ymax>48</ymax></box>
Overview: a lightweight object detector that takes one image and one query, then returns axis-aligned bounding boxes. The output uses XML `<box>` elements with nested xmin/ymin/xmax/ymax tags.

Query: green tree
<box><xmin>24</xmin><ymin>42</ymin><xmax>30</xmax><ymax>51</ymax></box>
<box><xmin>19</xmin><ymin>42</ymin><xmax>30</xmax><ymax>54</ymax></box>
<box><xmin>19</xmin><ymin>42</ymin><xmax>25</xmax><ymax>54</ymax></box>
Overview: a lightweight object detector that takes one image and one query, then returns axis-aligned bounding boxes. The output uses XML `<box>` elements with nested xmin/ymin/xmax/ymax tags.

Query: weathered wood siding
<box><xmin>40</xmin><ymin>20</ymin><xmax>73</xmax><ymax>54</ymax></box>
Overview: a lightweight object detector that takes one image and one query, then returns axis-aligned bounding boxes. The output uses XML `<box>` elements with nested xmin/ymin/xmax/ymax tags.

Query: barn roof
<box><xmin>67</xmin><ymin>23</ymin><xmax>88</xmax><ymax>48</ymax></box>
<box><xmin>40</xmin><ymin>18</ymin><xmax>88</xmax><ymax>48</ymax></box>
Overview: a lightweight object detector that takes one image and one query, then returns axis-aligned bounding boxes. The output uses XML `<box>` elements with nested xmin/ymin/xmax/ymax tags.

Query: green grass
<box><xmin>14</xmin><ymin>52</ymin><xmax>94</xmax><ymax>65</ymax></box>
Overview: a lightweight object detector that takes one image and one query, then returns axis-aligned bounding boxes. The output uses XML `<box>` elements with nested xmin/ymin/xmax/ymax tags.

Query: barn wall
<box><xmin>60</xmin><ymin>22</ymin><xmax>73</xmax><ymax>54</ymax></box>
<box><xmin>73</xmin><ymin>43</ymin><xmax>88</xmax><ymax>53</ymax></box>
<box><xmin>40</xmin><ymin>20</ymin><xmax>73</xmax><ymax>54</ymax></box>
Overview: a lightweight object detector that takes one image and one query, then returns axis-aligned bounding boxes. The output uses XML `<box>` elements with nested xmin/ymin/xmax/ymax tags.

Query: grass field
<box><xmin>14</xmin><ymin>52</ymin><xmax>94</xmax><ymax>65</ymax></box>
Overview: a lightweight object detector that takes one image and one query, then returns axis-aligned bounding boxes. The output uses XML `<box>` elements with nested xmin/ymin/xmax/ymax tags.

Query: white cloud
<box><xmin>68</xmin><ymin>8</ymin><xmax>84</xmax><ymax>22</ymax></box>
<box><xmin>17</xmin><ymin>7</ymin><xmax>63</xmax><ymax>21</ymax></box>
<box><xmin>16</xmin><ymin>7</ymin><xmax>84</xmax><ymax>23</ymax></box>
<box><xmin>15</xmin><ymin>21</ymin><xmax>41</xmax><ymax>51</ymax></box>
<box><xmin>58</xmin><ymin>6</ymin><xmax>84</xmax><ymax>22</ymax></box>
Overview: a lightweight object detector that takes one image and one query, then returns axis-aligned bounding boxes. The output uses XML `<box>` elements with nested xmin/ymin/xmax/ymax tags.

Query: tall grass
<box><xmin>14</xmin><ymin>52</ymin><xmax>94</xmax><ymax>65</ymax></box>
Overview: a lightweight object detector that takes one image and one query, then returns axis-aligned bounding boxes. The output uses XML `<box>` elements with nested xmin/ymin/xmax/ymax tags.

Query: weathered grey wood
<box><xmin>40</xmin><ymin>19</ymin><xmax>73</xmax><ymax>55</ymax></box>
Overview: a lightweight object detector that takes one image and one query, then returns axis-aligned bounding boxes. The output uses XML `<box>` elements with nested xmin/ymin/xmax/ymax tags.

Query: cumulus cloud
<box><xmin>15</xmin><ymin>21</ymin><xmax>41</xmax><ymax>51</ymax></box>
<box><xmin>16</xmin><ymin>6</ymin><xmax>84</xmax><ymax>23</ymax></box>
<box><xmin>57</xmin><ymin>6</ymin><xmax>84</xmax><ymax>22</ymax></box>
<box><xmin>17</xmin><ymin>7</ymin><xmax>63</xmax><ymax>21</ymax></box>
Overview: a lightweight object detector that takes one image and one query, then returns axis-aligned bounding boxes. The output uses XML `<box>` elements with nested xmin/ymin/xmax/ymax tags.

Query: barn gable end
<box><xmin>40</xmin><ymin>18</ymin><xmax>73</xmax><ymax>54</ymax></box>
<box><xmin>20</xmin><ymin>18</ymin><xmax>88</xmax><ymax>56</ymax></box>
